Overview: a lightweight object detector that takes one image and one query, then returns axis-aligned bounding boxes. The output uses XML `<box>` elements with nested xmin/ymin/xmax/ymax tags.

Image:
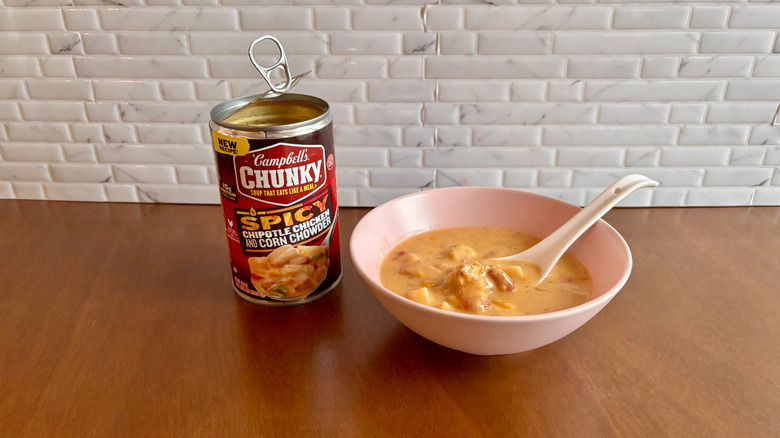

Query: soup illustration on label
<box><xmin>210</xmin><ymin>93</ymin><xmax>342</xmax><ymax>307</ymax></box>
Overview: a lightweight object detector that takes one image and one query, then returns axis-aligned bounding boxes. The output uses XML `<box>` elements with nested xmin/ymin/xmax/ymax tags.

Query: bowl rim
<box><xmin>349</xmin><ymin>186</ymin><xmax>633</xmax><ymax>323</ymax></box>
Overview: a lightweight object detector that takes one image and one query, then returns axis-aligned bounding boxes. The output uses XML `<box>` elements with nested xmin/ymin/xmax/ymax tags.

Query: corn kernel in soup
<box><xmin>379</xmin><ymin>227</ymin><xmax>592</xmax><ymax>316</ymax></box>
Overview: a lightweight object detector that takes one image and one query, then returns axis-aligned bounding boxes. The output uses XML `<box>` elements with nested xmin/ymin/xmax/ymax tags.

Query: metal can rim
<box><xmin>210</xmin><ymin>93</ymin><xmax>331</xmax><ymax>137</ymax></box>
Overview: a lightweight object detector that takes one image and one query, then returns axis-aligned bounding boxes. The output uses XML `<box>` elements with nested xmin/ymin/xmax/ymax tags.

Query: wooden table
<box><xmin>1</xmin><ymin>200</ymin><xmax>779</xmax><ymax>437</ymax></box>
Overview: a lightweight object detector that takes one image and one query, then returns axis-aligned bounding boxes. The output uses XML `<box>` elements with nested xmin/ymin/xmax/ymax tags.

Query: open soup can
<box><xmin>209</xmin><ymin>93</ymin><xmax>341</xmax><ymax>306</ymax></box>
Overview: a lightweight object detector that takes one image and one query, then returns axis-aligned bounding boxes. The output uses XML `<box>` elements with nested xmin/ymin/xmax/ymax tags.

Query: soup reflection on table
<box><xmin>379</xmin><ymin>227</ymin><xmax>592</xmax><ymax>316</ymax></box>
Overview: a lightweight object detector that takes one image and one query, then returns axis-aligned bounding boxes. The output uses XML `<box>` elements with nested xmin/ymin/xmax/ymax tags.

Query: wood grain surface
<box><xmin>1</xmin><ymin>200</ymin><xmax>778</xmax><ymax>437</ymax></box>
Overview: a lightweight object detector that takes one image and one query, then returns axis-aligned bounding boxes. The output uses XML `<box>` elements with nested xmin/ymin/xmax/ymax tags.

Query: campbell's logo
<box><xmin>234</xmin><ymin>143</ymin><xmax>326</xmax><ymax>206</ymax></box>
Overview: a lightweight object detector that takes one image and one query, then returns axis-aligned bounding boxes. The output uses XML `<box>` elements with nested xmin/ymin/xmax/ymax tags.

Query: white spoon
<box><xmin>490</xmin><ymin>174</ymin><xmax>659</xmax><ymax>285</ymax></box>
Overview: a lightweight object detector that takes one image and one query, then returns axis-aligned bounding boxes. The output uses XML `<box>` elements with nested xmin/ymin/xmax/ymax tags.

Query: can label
<box><xmin>211</xmin><ymin>122</ymin><xmax>340</xmax><ymax>305</ymax></box>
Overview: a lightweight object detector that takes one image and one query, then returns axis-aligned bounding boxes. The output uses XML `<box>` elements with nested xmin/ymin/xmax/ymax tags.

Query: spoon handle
<box><xmin>525</xmin><ymin>174</ymin><xmax>659</xmax><ymax>281</ymax></box>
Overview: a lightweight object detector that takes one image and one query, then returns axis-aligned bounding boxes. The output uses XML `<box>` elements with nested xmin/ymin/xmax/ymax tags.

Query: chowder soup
<box><xmin>379</xmin><ymin>227</ymin><xmax>592</xmax><ymax>316</ymax></box>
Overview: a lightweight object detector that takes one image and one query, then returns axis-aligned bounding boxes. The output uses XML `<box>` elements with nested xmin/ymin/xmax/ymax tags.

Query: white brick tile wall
<box><xmin>725</xmin><ymin>80</ymin><xmax>780</xmax><ymax>101</ymax></box>
<box><xmin>510</xmin><ymin>81</ymin><xmax>547</xmax><ymax>102</ymax></box>
<box><xmin>547</xmin><ymin>80</ymin><xmax>583</xmax><ymax>102</ymax></box>
<box><xmin>598</xmin><ymin>104</ymin><xmax>669</xmax><ymax>125</ymax></box>
<box><xmin>104</xmin><ymin>184</ymin><xmax>139</xmax><ymax>202</ymax></box>
<box><xmin>706</xmin><ymin>103</ymin><xmax>778</xmax><ymax>124</ymax></box>
<box><xmin>388</xmin><ymin>56</ymin><xmax>423</xmax><ymax>79</ymax></box>
<box><xmin>753</xmin><ymin>187</ymin><xmax>780</xmax><ymax>206</ymax></box>
<box><xmin>434</xmin><ymin>126</ymin><xmax>470</xmax><ymax>147</ymax></box>
<box><xmin>331</xmin><ymin>33</ymin><xmax>401</xmax><ymax>56</ymax></box>
<box><xmin>100</xmin><ymin>8</ymin><xmax>239</xmax><ymax>31</ymax></box>
<box><xmin>0</xmin><ymin>9</ymin><xmax>64</xmax><ymax>31</ymax></box>
<box><xmin>160</xmin><ymin>81</ymin><xmax>197</xmax><ymax>101</ymax></box>
<box><xmin>478</xmin><ymin>32</ymin><xmax>551</xmax><ymax>55</ymax></box>
<box><xmin>567</xmin><ymin>57</ymin><xmax>641</xmax><ymax>79</ymax></box>
<box><xmin>0</xmin><ymin>2</ymin><xmax>778</xmax><ymax>207</ymax></box>
<box><xmin>368</xmin><ymin>81</ymin><xmax>436</xmax><ymax>102</ymax></box>
<box><xmin>650</xmin><ymin>187</ymin><xmax>686</xmax><ymax>207</ymax></box>
<box><xmin>62</xmin><ymin>144</ymin><xmax>97</xmax><ymax>163</ymax></box>
<box><xmin>352</xmin><ymin>7</ymin><xmax>424</xmax><ymax>31</ymax></box>
<box><xmin>678</xmin><ymin>56</ymin><xmax>753</xmax><ymax>79</ymax></box>
<box><xmin>729</xmin><ymin>6</ymin><xmax>780</xmax><ymax>29</ymax></box>
<box><xmin>355</xmin><ymin>103</ymin><xmax>422</xmax><ymax>125</ymax></box>
<box><xmin>175</xmin><ymin>165</ymin><xmax>210</xmax><ymax>185</ymax></box>
<box><xmin>538</xmin><ymin>168</ymin><xmax>572</xmax><ymax>187</ymax></box>
<box><xmin>641</xmin><ymin>56</ymin><xmax>680</xmax><ymax>79</ymax></box>
<box><xmin>44</xmin><ymin>183</ymin><xmax>107</xmax><ymax>202</ymax></box>
<box><xmin>7</xmin><ymin>123</ymin><xmax>71</xmax><ymax>142</ymax></box>
<box><xmin>70</xmin><ymin>124</ymin><xmax>104</xmax><ymax>144</ymax></box>
<box><xmin>103</xmin><ymin>124</ymin><xmax>138</xmax><ymax>144</ymax></box>
<box><xmin>370</xmin><ymin>168</ymin><xmax>434</xmax><ymax>188</ymax></box>
<box><xmin>404</xmin><ymin>33</ymin><xmax>437</xmax><ymax>55</ymax></box>
<box><xmin>659</xmin><ymin>147</ymin><xmax>730</xmax><ymax>167</ymax></box>
<box><xmin>690</xmin><ymin>6</ymin><xmax>729</xmax><ymax>30</ymax></box>
<box><xmin>557</xmin><ymin>148</ymin><xmax>625</xmax><ymax>167</ymax></box>
<box><xmin>439</xmin><ymin>33</ymin><xmax>476</xmax><ymax>55</ymax></box>
<box><xmin>389</xmin><ymin>148</ymin><xmax>423</xmax><ymax>167</ymax></box>
<box><xmin>40</xmin><ymin>57</ymin><xmax>77</xmax><ymax>78</ymax></box>
<box><xmin>461</xmin><ymin>103</ymin><xmax>596</xmax><ymax>125</ymax></box>
<box><xmin>114</xmin><ymin>164</ymin><xmax>177</xmax><ymax>184</ymax></box>
<box><xmin>669</xmin><ymin>104</ymin><xmax>707</xmax><ymax>124</ymax></box>
<box><xmin>314</xmin><ymin>8</ymin><xmax>350</xmax><ymax>31</ymax></box>
<box><xmin>74</xmin><ymin>56</ymin><xmax>209</xmax><ymax>79</ymax></box>
<box><xmin>425</xmin><ymin>7</ymin><xmax>462</xmax><ymax>31</ymax></box>
<box><xmin>426</xmin><ymin>56</ymin><xmax>565</xmax><ymax>79</ymax></box>
<box><xmin>699</xmin><ymin>31</ymin><xmax>775</xmax><ymax>54</ymax></box>
<box><xmin>10</xmin><ymin>182</ymin><xmax>44</xmax><ymax>200</ymax></box>
<box><xmin>685</xmin><ymin>188</ymin><xmax>754</xmax><ymax>206</ymax></box>
<box><xmin>336</xmin><ymin>168</ymin><xmax>369</xmax><ymax>188</ymax></box>
<box><xmin>422</xmin><ymin>103</ymin><xmax>459</xmax><ymax>125</ymax></box>
<box><xmin>424</xmin><ymin>147</ymin><xmax>554</xmax><ymax>168</ymax></box>
<box><xmin>0</xmin><ymin>56</ymin><xmax>42</xmax><ymax>77</ymax></box>
<box><xmin>612</xmin><ymin>6</ymin><xmax>690</xmax><ymax>30</ymax></box>
<box><xmin>1</xmin><ymin>34</ymin><xmax>47</xmax><ymax>55</ymax></box>
<box><xmin>543</xmin><ymin>126</ymin><xmax>677</xmax><ymax>146</ymax></box>
<box><xmin>754</xmin><ymin>57</ymin><xmax>780</xmax><ymax>79</ymax></box>
<box><xmin>438</xmin><ymin>81</ymin><xmax>509</xmax><ymax>102</ymax></box>
<box><xmin>472</xmin><ymin>126</ymin><xmax>541</xmax><ymax>147</ymax></box>
<box><xmin>50</xmin><ymin>163</ymin><xmax>112</xmax><ymax>183</ymax></box>
<box><xmin>0</xmin><ymin>163</ymin><xmax>51</xmax><ymax>181</ymax></box>
<box><xmin>503</xmin><ymin>169</ymin><xmax>537</xmax><ymax>187</ymax></box>
<box><xmin>677</xmin><ymin>126</ymin><xmax>750</xmax><ymax>145</ymax></box>
<box><xmin>555</xmin><ymin>33</ymin><xmax>698</xmax><ymax>55</ymax></box>
<box><xmin>82</xmin><ymin>33</ymin><xmax>119</xmax><ymax>55</ymax></box>
<box><xmin>20</xmin><ymin>102</ymin><xmax>86</xmax><ymax>122</ymax></box>
<box><xmin>62</xmin><ymin>8</ymin><xmax>100</xmax><ymax>31</ymax></box>
<box><xmin>729</xmin><ymin>146</ymin><xmax>766</xmax><ymax>167</ymax></box>
<box><xmin>27</xmin><ymin>79</ymin><xmax>93</xmax><ymax>101</ymax></box>
<box><xmin>585</xmin><ymin>80</ymin><xmax>725</xmax><ymax>102</ymax></box>
<box><xmin>1</xmin><ymin>144</ymin><xmax>64</xmax><ymax>162</ymax></box>
<box><xmin>437</xmin><ymin>168</ymin><xmax>502</xmax><ymax>187</ymax></box>
<box><xmin>465</xmin><ymin>6</ymin><xmax>611</xmax><ymax>31</ymax></box>
<box><xmin>0</xmin><ymin>103</ymin><xmax>22</xmax><ymax>121</ymax></box>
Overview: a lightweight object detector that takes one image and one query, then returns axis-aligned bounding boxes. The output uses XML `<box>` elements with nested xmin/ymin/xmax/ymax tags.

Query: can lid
<box><xmin>248</xmin><ymin>35</ymin><xmax>309</xmax><ymax>99</ymax></box>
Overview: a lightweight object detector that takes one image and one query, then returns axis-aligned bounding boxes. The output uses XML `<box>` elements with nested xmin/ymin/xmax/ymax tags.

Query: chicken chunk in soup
<box><xmin>379</xmin><ymin>227</ymin><xmax>592</xmax><ymax>316</ymax></box>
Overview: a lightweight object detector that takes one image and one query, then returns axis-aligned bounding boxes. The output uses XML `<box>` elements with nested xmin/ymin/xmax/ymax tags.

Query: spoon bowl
<box><xmin>490</xmin><ymin>174</ymin><xmax>658</xmax><ymax>284</ymax></box>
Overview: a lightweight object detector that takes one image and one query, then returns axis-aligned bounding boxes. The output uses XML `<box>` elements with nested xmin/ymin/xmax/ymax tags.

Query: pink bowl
<box><xmin>349</xmin><ymin>186</ymin><xmax>633</xmax><ymax>355</ymax></box>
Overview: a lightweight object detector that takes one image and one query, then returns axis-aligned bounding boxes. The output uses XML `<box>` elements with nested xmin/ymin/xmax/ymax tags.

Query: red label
<box><xmin>234</xmin><ymin>142</ymin><xmax>326</xmax><ymax>207</ymax></box>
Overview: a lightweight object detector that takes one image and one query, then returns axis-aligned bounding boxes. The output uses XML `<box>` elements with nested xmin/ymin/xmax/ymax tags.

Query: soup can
<box><xmin>209</xmin><ymin>93</ymin><xmax>341</xmax><ymax>306</ymax></box>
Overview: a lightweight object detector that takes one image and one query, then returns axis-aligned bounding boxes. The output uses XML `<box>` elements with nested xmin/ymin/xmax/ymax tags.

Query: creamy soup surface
<box><xmin>379</xmin><ymin>226</ymin><xmax>592</xmax><ymax>316</ymax></box>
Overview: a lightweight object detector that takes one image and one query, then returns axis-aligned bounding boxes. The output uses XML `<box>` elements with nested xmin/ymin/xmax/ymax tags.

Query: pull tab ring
<box><xmin>248</xmin><ymin>35</ymin><xmax>293</xmax><ymax>96</ymax></box>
